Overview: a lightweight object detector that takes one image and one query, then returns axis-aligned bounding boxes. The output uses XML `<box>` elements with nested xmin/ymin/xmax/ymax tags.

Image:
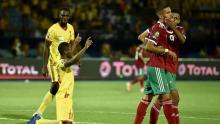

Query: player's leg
<box><xmin>134</xmin><ymin>66</ymin><xmax>156</xmax><ymax>124</ymax></box>
<box><xmin>27</xmin><ymin>65</ymin><xmax>60</xmax><ymax>124</ymax></box>
<box><xmin>149</xmin><ymin>97</ymin><xmax>162</xmax><ymax>124</ymax></box>
<box><xmin>152</xmin><ymin>68</ymin><xmax>175</xmax><ymax>124</ymax></box>
<box><xmin>170</xmin><ymin>90</ymin><xmax>180</xmax><ymax>124</ymax></box>
<box><xmin>37</xmin><ymin>65</ymin><xmax>60</xmax><ymax>114</ymax></box>
<box><xmin>167</xmin><ymin>72</ymin><xmax>180</xmax><ymax>124</ymax></box>
<box><xmin>126</xmin><ymin>68</ymin><xmax>144</xmax><ymax>91</ymax></box>
<box><xmin>56</xmin><ymin>81</ymin><xmax>74</xmax><ymax>124</ymax></box>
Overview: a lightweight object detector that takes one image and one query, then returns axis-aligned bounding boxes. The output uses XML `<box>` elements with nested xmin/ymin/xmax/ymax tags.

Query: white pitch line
<box><xmin>0</xmin><ymin>117</ymin><xmax>28</xmax><ymax>121</ymax></box>
<box><xmin>1</xmin><ymin>109</ymin><xmax>220</xmax><ymax>121</ymax></box>
<box><xmin>0</xmin><ymin>117</ymin><xmax>104</xmax><ymax>124</ymax></box>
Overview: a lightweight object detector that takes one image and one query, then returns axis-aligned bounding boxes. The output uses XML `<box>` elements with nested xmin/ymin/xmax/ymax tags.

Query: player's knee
<box><xmin>50</xmin><ymin>82</ymin><xmax>59</xmax><ymax>95</ymax></box>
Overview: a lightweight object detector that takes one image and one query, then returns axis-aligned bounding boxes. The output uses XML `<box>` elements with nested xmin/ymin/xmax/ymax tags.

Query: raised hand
<box><xmin>74</xmin><ymin>33</ymin><xmax>82</xmax><ymax>44</ymax></box>
<box><xmin>165</xmin><ymin>18</ymin><xmax>175</xmax><ymax>30</ymax></box>
<box><xmin>85</xmin><ymin>37</ymin><xmax>93</xmax><ymax>49</ymax></box>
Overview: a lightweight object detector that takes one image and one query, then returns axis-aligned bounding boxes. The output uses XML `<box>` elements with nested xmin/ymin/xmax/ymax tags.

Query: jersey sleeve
<box><xmin>45</xmin><ymin>26</ymin><xmax>56</xmax><ymax>42</ymax></box>
<box><xmin>146</xmin><ymin>25</ymin><xmax>161</xmax><ymax>45</ymax></box>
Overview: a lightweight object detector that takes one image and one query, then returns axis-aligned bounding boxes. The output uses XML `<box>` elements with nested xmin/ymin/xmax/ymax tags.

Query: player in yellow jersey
<box><xmin>28</xmin><ymin>7</ymin><xmax>81</xmax><ymax>124</ymax></box>
<box><xmin>36</xmin><ymin>37</ymin><xmax>92</xmax><ymax>124</ymax></box>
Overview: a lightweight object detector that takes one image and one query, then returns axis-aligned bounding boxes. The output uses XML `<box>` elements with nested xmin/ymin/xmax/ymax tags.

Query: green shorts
<box><xmin>166</xmin><ymin>72</ymin><xmax>177</xmax><ymax>91</ymax></box>
<box><xmin>144</xmin><ymin>66</ymin><xmax>170</xmax><ymax>95</ymax></box>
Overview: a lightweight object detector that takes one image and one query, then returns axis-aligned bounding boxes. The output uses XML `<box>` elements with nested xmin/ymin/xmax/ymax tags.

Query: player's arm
<box><xmin>70</xmin><ymin>33</ymin><xmax>82</xmax><ymax>54</ymax></box>
<box><xmin>42</xmin><ymin>39</ymin><xmax>51</xmax><ymax>76</ymax></box>
<box><xmin>165</xmin><ymin>19</ymin><xmax>186</xmax><ymax>44</ymax></box>
<box><xmin>172</xmin><ymin>28</ymin><xmax>186</xmax><ymax>44</ymax></box>
<box><xmin>138</xmin><ymin>29</ymin><xmax>149</xmax><ymax>42</ymax></box>
<box><xmin>64</xmin><ymin>37</ymin><xmax>92</xmax><ymax>67</ymax></box>
<box><xmin>145</xmin><ymin>40</ymin><xmax>177</xmax><ymax>60</ymax></box>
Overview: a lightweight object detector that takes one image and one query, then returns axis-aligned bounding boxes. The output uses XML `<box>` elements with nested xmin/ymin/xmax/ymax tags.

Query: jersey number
<box><xmin>169</xmin><ymin>35</ymin><xmax>175</xmax><ymax>42</ymax></box>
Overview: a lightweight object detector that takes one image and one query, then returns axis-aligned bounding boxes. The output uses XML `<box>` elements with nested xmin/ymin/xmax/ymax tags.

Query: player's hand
<box><xmin>74</xmin><ymin>33</ymin><xmax>82</xmax><ymax>44</ymax></box>
<box><xmin>165</xmin><ymin>19</ymin><xmax>175</xmax><ymax>30</ymax></box>
<box><xmin>42</xmin><ymin>66</ymin><xmax>48</xmax><ymax>77</ymax></box>
<box><xmin>85</xmin><ymin>37</ymin><xmax>93</xmax><ymax>49</ymax></box>
<box><xmin>167</xmin><ymin>50</ymin><xmax>177</xmax><ymax>60</ymax></box>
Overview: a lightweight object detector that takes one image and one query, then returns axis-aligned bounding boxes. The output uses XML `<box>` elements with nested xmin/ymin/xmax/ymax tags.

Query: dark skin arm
<box><xmin>64</xmin><ymin>37</ymin><xmax>92</xmax><ymax>68</ymax></box>
<box><xmin>70</xmin><ymin>33</ymin><xmax>82</xmax><ymax>54</ymax></box>
<box><xmin>42</xmin><ymin>39</ymin><xmax>51</xmax><ymax>76</ymax></box>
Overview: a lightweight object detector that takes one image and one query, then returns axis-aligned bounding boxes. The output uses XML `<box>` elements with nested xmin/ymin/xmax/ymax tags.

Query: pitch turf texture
<box><xmin>0</xmin><ymin>81</ymin><xmax>220</xmax><ymax>124</ymax></box>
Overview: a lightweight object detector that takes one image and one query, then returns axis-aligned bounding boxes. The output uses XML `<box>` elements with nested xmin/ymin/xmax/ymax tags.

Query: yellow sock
<box><xmin>37</xmin><ymin>91</ymin><xmax>53</xmax><ymax>114</ymax></box>
<box><xmin>36</xmin><ymin>119</ymin><xmax>61</xmax><ymax>124</ymax></box>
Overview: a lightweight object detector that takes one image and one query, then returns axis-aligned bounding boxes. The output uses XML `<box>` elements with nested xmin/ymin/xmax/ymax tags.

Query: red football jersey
<box><xmin>165</xmin><ymin>26</ymin><xmax>186</xmax><ymax>74</ymax></box>
<box><xmin>135</xmin><ymin>46</ymin><xmax>150</xmax><ymax>68</ymax></box>
<box><xmin>146</xmin><ymin>21</ymin><xmax>169</xmax><ymax>69</ymax></box>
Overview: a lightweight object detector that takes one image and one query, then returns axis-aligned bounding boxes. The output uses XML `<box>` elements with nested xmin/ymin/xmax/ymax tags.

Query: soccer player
<box><xmin>28</xmin><ymin>7</ymin><xmax>81</xmax><ymax>123</ymax></box>
<box><xmin>36</xmin><ymin>37</ymin><xmax>92</xmax><ymax>124</ymax></box>
<box><xmin>133</xmin><ymin>5</ymin><xmax>177</xmax><ymax>124</ymax></box>
<box><xmin>126</xmin><ymin>44</ymin><xmax>149</xmax><ymax>92</ymax></box>
<box><xmin>149</xmin><ymin>10</ymin><xmax>186</xmax><ymax>124</ymax></box>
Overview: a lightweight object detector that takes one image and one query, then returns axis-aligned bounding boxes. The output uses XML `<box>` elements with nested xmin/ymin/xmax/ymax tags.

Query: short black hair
<box><xmin>59</xmin><ymin>7</ymin><xmax>70</xmax><ymax>13</ymax></box>
<box><xmin>172</xmin><ymin>9</ymin><xmax>180</xmax><ymax>14</ymax></box>
<box><xmin>156</xmin><ymin>5</ymin><xmax>170</xmax><ymax>13</ymax></box>
<box><xmin>58</xmin><ymin>42</ymin><xmax>69</xmax><ymax>56</ymax></box>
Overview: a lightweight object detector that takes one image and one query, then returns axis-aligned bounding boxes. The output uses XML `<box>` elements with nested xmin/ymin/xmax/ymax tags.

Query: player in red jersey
<box><xmin>149</xmin><ymin>10</ymin><xmax>186</xmax><ymax>124</ymax></box>
<box><xmin>126</xmin><ymin>44</ymin><xmax>149</xmax><ymax>92</ymax></box>
<box><xmin>133</xmin><ymin>5</ymin><xmax>177</xmax><ymax>124</ymax></box>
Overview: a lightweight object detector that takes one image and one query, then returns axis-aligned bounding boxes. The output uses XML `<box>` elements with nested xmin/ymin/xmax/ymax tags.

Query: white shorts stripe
<box><xmin>155</xmin><ymin>68</ymin><xmax>164</xmax><ymax>92</ymax></box>
<box><xmin>158</xmin><ymin>68</ymin><xmax>165</xmax><ymax>91</ymax></box>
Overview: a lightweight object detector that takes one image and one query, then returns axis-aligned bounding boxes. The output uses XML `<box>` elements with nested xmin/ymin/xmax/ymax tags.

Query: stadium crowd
<box><xmin>0</xmin><ymin>0</ymin><xmax>219</xmax><ymax>58</ymax></box>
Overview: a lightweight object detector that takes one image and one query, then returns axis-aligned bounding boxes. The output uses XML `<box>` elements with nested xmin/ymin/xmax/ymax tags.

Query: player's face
<box><xmin>59</xmin><ymin>10</ymin><xmax>70</xmax><ymax>24</ymax></box>
<box><xmin>162</xmin><ymin>7</ymin><xmax>172</xmax><ymax>21</ymax></box>
<box><xmin>65</xmin><ymin>45</ymin><xmax>72</xmax><ymax>58</ymax></box>
<box><xmin>172</xmin><ymin>13</ymin><xmax>180</xmax><ymax>25</ymax></box>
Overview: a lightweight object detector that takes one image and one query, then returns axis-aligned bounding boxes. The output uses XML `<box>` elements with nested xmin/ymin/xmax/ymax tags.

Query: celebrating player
<box><xmin>35</xmin><ymin>37</ymin><xmax>92</xmax><ymax>124</ymax></box>
<box><xmin>126</xmin><ymin>44</ymin><xmax>149</xmax><ymax>92</ymax></box>
<box><xmin>28</xmin><ymin>7</ymin><xmax>81</xmax><ymax>124</ymax></box>
<box><xmin>149</xmin><ymin>10</ymin><xmax>186</xmax><ymax>124</ymax></box>
<box><xmin>133</xmin><ymin>5</ymin><xmax>177</xmax><ymax>124</ymax></box>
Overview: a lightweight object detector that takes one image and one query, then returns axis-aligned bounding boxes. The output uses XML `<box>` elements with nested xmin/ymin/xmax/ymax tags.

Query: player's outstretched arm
<box><xmin>42</xmin><ymin>39</ymin><xmax>51</xmax><ymax>76</ymax></box>
<box><xmin>71</xmin><ymin>33</ymin><xmax>82</xmax><ymax>54</ymax></box>
<box><xmin>64</xmin><ymin>37</ymin><xmax>92</xmax><ymax>67</ymax></box>
<box><xmin>138</xmin><ymin>29</ymin><xmax>149</xmax><ymax>42</ymax></box>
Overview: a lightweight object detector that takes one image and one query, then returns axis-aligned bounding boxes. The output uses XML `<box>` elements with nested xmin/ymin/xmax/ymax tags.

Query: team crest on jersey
<box><xmin>153</xmin><ymin>32</ymin><xmax>160</xmax><ymax>39</ymax></box>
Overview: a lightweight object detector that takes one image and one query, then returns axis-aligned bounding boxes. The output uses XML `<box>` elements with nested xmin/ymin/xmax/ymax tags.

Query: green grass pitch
<box><xmin>0</xmin><ymin>80</ymin><xmax>220</xmax><ymax>124</ymax></box>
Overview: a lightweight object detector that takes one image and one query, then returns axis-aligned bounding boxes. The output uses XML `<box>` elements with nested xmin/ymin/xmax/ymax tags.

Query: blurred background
<box><xmin>0</xmin><ymin>1</ymin><xmax>220</xmax><ymax>124</ymax></box>
<box><xmin>0</xmin><ymin>0</ymin><xmax>220</xmax><ymax>59</ymax></box>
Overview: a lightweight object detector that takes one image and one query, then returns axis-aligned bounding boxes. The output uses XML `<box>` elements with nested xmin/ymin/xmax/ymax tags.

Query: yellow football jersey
<box><xmin>45</xmin><ymin>23</ymin><xmax>75</xmax><ymax>65</ymax></box>
<box><xmin>56</xmin><ymin>59</ymin><xmax>74</xmax><ymax>121</ymax></box>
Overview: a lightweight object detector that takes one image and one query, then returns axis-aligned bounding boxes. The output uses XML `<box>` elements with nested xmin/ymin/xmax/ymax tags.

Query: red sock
<box><xmin>149</xmin><ymin>103</ymin><xmax>161</xmax><ymax>124</ymax></box>
<box><xmin>134</xmin><ymin>99</ymin><xmax>150</xmax><ymax>124</ymax></box>
<box><xmin>140</xmin><ymin>78</ymin><xmax>144</xmax><ymax>88</ymax></box>
<box><xmin>172</xmin><ymin>105</ymin><xmax>180</xmax><ymax>124</ymax></box>
<box><xmin>131</xmin><ymin>77</ymin><xmax>139</xmax><ymax>85</ymax></box>
<box><xmin>162</xmin><ymin>100</ymin><xmax>176</xmax><ymax>124</ymax></box>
